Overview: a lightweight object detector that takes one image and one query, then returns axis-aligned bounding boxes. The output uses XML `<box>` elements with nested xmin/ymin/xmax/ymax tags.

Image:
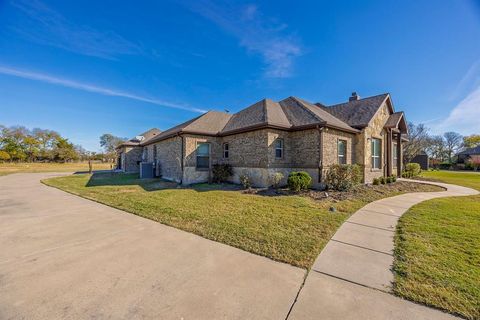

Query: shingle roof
<box><xmin>385</xmin><ymin>112</ymin><xmax>404</xmax><ymax>128</ymax></box>
<box><xmin>282</xmin><ymin>97</ymin><xmax>358</xmax><ymax>132</ymax></box>
<box><xmin>142</xmin><ymin>94</ymin><xmax>401</xmax><ymax>144</ymax></box>
<box><xmin>458</xmin><ymin>145</ymin><xmax>480</xmax><ymax>155</ymax></box>
<box><xmin>317</xmin><ymin>93</ymin><xmax>390</xmax><ymax>128</ymax></box>
<box><xmin>222</xmin><ymin>99</ymin><xmax>290</xmax><ymax>134</ymax></box>
<box><xmin>144</xmin><ymin>111</ymin><xmax>232</xmax><ymax>145</ymax></box>
<box><xmin>118</xmin><ymin>128</ymin><xmax>161</xmax><ymax>147</ymax></box>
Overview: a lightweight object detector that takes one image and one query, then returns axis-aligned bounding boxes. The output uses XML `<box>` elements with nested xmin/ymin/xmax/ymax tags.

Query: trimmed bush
<box><xmin>392</xmin><ymin>175</ymin><xmax>397</xmax><ymax>182</ymax></box>
<box><xmin>287</xmin><ymin>171</ymin><xmax>312</xmax><ymax>192</ymax></box>
<box><xmin>270</xmin><ymin>172</ymin><xmax>285</xmax><ymax>189</ymax></box>
<box><xmin>325</xmin><ymin>164</ymin><xmax>362</xmax><ymax>191</ymax></box>
<box><xmin>239</xmin><ymin>174</ymin><xmax>252</xmax><ymax>189</ymax></box>
<box><xmin>212</xmin><ymin>163</ymin><xmax>233</xmax><ymax>183</ymax></box>
<box><xmin>404</xmin><ymin>162</ymin><xmax>421</xmax><ymax>177</ymax></box>
<box><xmin>386</xmin><ymin>176</ymin><xmax>393</xmax><ymax>184</ymax></box>
<box><xmin>380</xmin><ymin>176</ymin><xmax>386</xmax><ymax>184</ymax></box>
<box><xmin>372</xmin><ymin>178</ymin><xmax>380</xmax><ymax>185</ymax></box>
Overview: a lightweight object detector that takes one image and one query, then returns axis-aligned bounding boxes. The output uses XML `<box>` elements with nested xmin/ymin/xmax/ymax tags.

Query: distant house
<box><xmin>457</xmin><ymin>145</ymin><xmax>480</xmax><ymax>164</ymax></box>
<box><xmin>117</xmin><ymin>93</ymin><xmax>408</xmax><ymax>187</ymax></box>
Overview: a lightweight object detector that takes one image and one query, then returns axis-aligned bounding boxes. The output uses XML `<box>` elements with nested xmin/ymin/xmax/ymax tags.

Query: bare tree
<box><xmin>425</xmin><ymin>135</ymin><xmax>447</xmax><ymax>162</ymax></box>
<box><xmin>403</xmin><ymin>123</ymin><xmax>430</xmax><ymax>164</ymax></box>
<box><xmin>443</xmin><ymin>132</ymin><xmax>463</xmax><ymax>163</ymax></box>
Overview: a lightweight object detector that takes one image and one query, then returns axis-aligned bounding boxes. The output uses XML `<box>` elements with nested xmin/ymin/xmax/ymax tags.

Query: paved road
<box><xmin>0</xmin><ymin>173</ymin><xmax>305</xmax><ymax>319</ymax></box>
<box><xmin>289</xmin><ymin>179</ymin><xmax>478</xmax><ymax>320</ymax></box>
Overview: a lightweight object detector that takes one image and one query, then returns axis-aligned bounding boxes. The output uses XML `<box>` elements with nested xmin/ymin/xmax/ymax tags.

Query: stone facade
<box><xmin>137</xmin><ymin>100</ymin><xmax>403</xmax><ymax>186</ymax></box>
<box><xmin>118</xmin><ymin>146</ymin><xmax>142</xmax><ymax>173</ymax></box>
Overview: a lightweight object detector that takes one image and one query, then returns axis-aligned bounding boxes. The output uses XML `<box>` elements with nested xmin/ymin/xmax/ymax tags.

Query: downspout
<box><xmin>317</xmin><ymin>126</ymin><xmax>324</xmax><ymax>183</ymax></box>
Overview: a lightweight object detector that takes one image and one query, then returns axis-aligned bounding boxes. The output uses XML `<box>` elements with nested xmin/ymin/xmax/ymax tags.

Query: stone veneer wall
<box><xmin>120</xmin><ymin>146</ymin><xmax>142</xmax><ymax>173</ymax></box>
<box><xmin>145</xmin><ymin>136</ymin><xmax>183</xmax><ymax>182</ymax></box>
<box><xmin>360</xmin><ymin>103</ymin><xmax>390</xmax><ymax>183</ymax></box>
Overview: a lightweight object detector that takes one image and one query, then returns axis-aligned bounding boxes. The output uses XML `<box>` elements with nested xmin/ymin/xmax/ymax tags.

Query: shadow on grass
<box><xmin>84</xmin><ymin>172</ymin><xmax>245</xmax><ymax>193</ymax></box>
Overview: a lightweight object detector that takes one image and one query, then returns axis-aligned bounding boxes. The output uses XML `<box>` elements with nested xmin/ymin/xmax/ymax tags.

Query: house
<box><xmin>118</xmin><ymin>92</ymin><xmax>407</xmax><ymax>187</ymax></box>
<box><xmin>116</xmin><ymin>128</ymin><xmax>161</xmax><ymax>172</ymax></box>
<box><xmin>457</xmin><ymin>145</ymin><xmax>480</xmax><ymax>164</ymax></box>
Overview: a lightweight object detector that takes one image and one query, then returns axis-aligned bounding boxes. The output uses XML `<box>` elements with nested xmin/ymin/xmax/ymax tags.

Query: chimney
<box><xmin>349</xmin><ymin>92</ymin><xmax>360</xmax><ymax>101</ymax></box>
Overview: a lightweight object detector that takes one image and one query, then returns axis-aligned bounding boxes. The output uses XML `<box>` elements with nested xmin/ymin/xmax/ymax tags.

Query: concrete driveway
<box><xmin>0</xmin><ymin>173</ymin><xmax>305</xmax><ymax>319</ymax></box>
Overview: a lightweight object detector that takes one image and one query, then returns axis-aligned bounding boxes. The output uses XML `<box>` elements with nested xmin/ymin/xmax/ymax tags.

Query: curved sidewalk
<box><xmin>289</xmin><ymin>179</ymin><xmax>478</xmax><ymax>320</ymax></box>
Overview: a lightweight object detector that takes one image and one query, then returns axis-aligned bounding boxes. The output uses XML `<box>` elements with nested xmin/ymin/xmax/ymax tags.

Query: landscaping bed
<box><xmin>43</xmin><ymin>172</ymin><xmax>443</xmax><ymax>269</ymax></box>
<box><xmin>394</xmin><ymin>170</ymin><xmax>480</xmax><ymax>320</ymax></box>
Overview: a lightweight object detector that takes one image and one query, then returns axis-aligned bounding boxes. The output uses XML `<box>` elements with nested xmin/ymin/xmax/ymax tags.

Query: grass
<box><xmin>43</xmin><ymin>172</ymin><xmax>441</xmax><ymax>269</ymax></box>
<box><xmin>394</xmin><ymin>170</ymin><xmax>480</xmax><ymax>320</ymax></box>
<box><xmin>0</xmin><ymin>162</ymin><xmax>113</xmax><ymax>176</ymax></box>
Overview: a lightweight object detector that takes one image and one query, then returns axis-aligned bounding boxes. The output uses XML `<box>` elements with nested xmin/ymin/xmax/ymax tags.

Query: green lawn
<box><xmin>394</xmin><ymin>170</ymin><xmax>480</xmax><ymax>320</ymax></box>
<box><xmin>43</xmin><ymin>173</ymin><xmax>441</xmax><ymax>269</ymax></box>
<box><xmin>0</xmin><ymin>162</ymin><xmax>113</xmax><ymax>176</ymax></box>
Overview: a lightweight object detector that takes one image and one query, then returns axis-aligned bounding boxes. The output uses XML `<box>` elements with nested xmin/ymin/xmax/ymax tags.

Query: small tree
<box><xmin>269</xmin><ymin>172</ymin><xmax>284</xmax><ymax>188</ymax></box>
<box><xmin>0</xmin><ymin>150</ymin><xmax>10</xmax><ymax>162</ymax></box>
<box><xmin>443</xmin><ymin>132</ymin><xmax>463</xmax><ymax>163</ymax></box>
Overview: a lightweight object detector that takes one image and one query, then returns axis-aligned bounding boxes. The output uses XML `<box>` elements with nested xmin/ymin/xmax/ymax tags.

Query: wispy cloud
<box><xmin>0</xmin><ymin>65</ymin><xmax>206</xmax><ymax>113</ymax></box>
<box><xmin>183</xmin><ymin>1</ymin><xmax>302</xmax><ymax>78</ymax></box>
<box><xmin>431</xmin><ymin>85</ymin><xmax>480</xmax><ymax>135</ymax></box>
<box><xmin>9</xmin><ymin>0</ymin><xmax>142</xmax><ymax>59</ymax></box>
<box><xmin>449</xmin><ymin>59</ymin><xmax>480</xmax><ymax>101</ymax></box>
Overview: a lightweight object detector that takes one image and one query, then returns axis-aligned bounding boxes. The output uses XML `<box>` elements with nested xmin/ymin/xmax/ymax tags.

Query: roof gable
<box><xmin>317</xmin><ymin>93</ymin><xmax>391</xmax><ymax>128</ymax></box>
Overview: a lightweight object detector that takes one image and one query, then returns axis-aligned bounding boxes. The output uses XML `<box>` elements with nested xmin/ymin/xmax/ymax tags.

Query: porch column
<box><xmin>387</xmin><ymin>130</ymin><xmax>392</xmax><ymax>176</ymax></box>
<box><xmin>397</xmin><ymin>133</ymin><xmax>402</xmax><ymax>176</ymax></box>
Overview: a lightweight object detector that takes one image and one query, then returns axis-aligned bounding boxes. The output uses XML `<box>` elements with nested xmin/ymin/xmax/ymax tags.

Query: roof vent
<box><xmin>349</xmin><ymin>92</ymin><xmax>360</xmax><ymax>101</ymax></box>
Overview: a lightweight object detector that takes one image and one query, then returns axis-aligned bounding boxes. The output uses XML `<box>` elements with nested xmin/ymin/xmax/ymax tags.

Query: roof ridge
<box><xmin>327</xmin><ymin>92</ymin><xmax>389</xmax><ymax>108</ymax></box>
<box><xmin>288</xmin><ymin>96</ymin><xmax>325</xmax><ymax>124</ymax></box>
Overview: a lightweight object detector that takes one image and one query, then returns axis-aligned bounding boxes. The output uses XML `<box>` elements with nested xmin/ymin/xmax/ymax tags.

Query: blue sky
<box><xmin>1</xmin><ymin>0</ymin><xmax>479</xmax><ymax>151</ymax></box>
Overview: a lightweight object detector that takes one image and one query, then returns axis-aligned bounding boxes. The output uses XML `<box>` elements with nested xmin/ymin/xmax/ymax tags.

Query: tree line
<box><xmin>404</xmin><ymin>123</ymin><xmax>480</xmax><ymax>165</ymax></box>
<box><xmin>0</xmin><ymin>125</ymin><xmax>126</xmax><ymax>163</ymax></box>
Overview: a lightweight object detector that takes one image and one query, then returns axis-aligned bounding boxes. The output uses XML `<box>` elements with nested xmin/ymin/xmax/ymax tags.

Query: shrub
<box><xmin>391</xmin><ymin>175</ymin><xmax>397</xmax><ymax>182</ymax></box>
<box><xmin>212</xmin><ymin>163</ymin><xmax>233</xmax><ymax>183</ymax></box>
<box><xmin>379</xmin><ymin>176</ymin><xmax>386</xmax><ymax>184</ymax></box>
<box><xmin>287</xmin><ymin>171</ymin><xmax>312</xmax><ymax>192</ymax></box>
<box><xmin>270</xmin><ymin>172</ymin><xmax>285</xmax><ymax>188</ymax></box>
<box><xmin>438</xmin><ymin>162</ymin><xmax>452</xmax><ymax>170</ymax></box>
<box><xmin>372</xmin><ymin>178</ymin><xmax>380</xmax><ymax>185</ymax></box>
<box><xmin>325</xmin><ymin>164</ymin><xmax>362</xmax><ymax>191</ymax></box>
<box><xmin>239</xmin><ymin>174</ymin><xmax>252</xmax><ymax>189</ymax></box>
<box><xmin>0</xmin><ymin>150</ymin><xmax>10</xmax><ymax>162</ymax></box>
<box><xmin>386</xmin><ymin>176</ymin><xmax>393</xmax><ymax>183</ymax></box>
<box><xmin>404</xmin><ymin>162</ymin><xmax>421</xmax><ymax>177</ymax></box>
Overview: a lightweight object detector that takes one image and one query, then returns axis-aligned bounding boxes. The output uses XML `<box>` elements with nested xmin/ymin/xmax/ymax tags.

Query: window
<box><xmin>142</xmin><ymin>147</ymin><xmax>148</xmax><ymax>161</ymax></box>
<box><xmin>196</xmin><ymin>143</ymin><xmax>210</xmax><ymax>169</ymax></box>
<box><xmin>338</xmin><ymin>140</ymin><xmax>347</xmax><ymax>164</ymax></box>
<box><xmin>371</xmin><ymin>138</ymin><xmax>381</xmax><ymax>169</ymax></box>
<box><xmin>153</xmin><ymin>145</ymin><xmax>157</xmax><ymax>162</ymax></box>
<box><xmin>393</xmin><ymin>143</ymin><xmax>398</xmax><ymax>164</ymax></box>
<box><xmin>223</xmin><ymin>143</ymin><xmax>229</xmax><ymax>159</ymax></box>
<box><xmin>275</xmin><ymin>139</ymin><xmax>283</xmax><ymax>159</ymax></box>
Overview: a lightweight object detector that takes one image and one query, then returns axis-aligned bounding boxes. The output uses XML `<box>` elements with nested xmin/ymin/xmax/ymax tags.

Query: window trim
<box><xmin>274</xmin><ymin>138</ymin><xmax>284</xmax><ymax>159</ymax></box>
<box><xmin>338</xmin><ymin>139</ymin><xmax>347</xmax><ymax>165</ymax></box>
<box><xmin>371</xmin><ymin>138</ymin><xmax>382</xmax><ymax>170</ymax></box>
<box><xmin>196</xmin><ymin>142</ymin><xmax>210</xmax><ymax>170</ymax></box>
<box><xmin>223</xmin><ymin>143</ymin><xmax>229</xmax><ymax>159</ymax></box>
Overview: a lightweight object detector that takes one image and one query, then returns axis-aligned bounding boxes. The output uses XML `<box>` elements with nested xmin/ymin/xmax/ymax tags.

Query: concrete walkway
<box><xmin>289</xmin><ymin>179</ymin><xmax>478</xmax><ymax>319</ymax></box>
<box><xmin>0</xmin><ymin>173</ymin><xmax>305</xmax><ymax>319</ymax></box>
